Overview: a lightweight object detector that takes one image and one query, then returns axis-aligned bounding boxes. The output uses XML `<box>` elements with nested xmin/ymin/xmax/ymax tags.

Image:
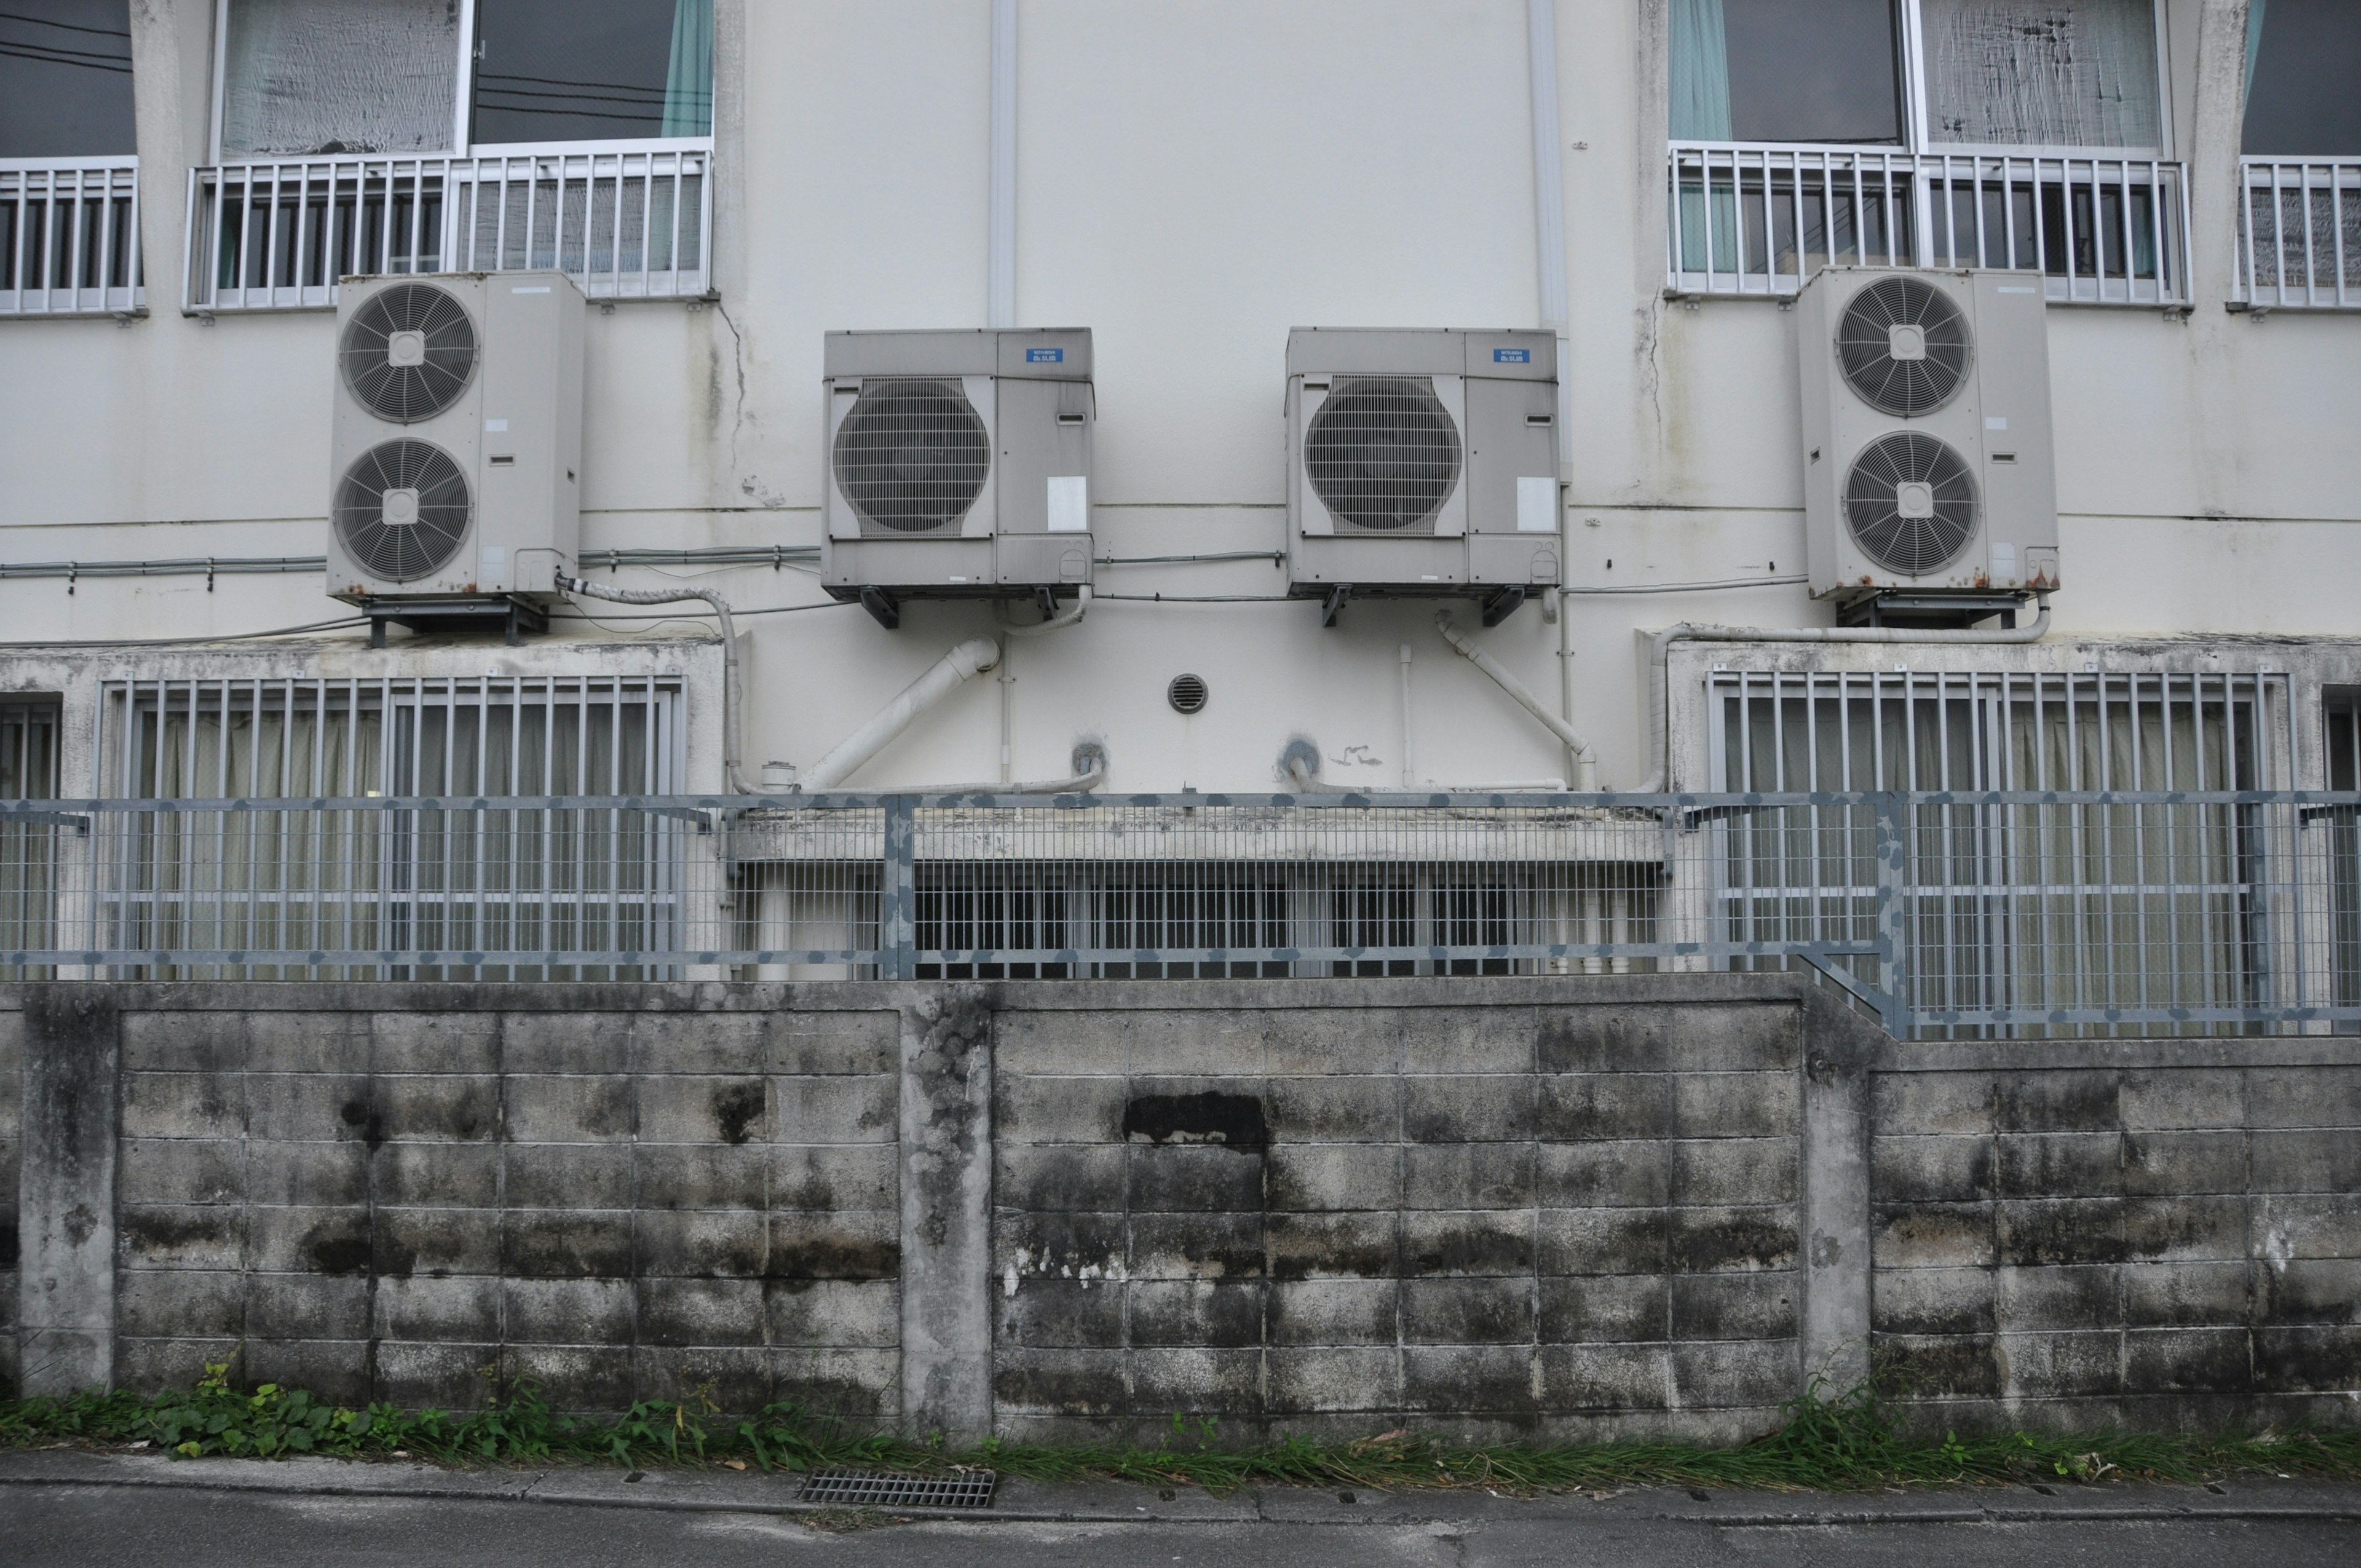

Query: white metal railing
<box><xmin>2236</xmin><ymin>157</ymin><xmax>2361</xmax><ymax>311</ymax></box>
<box><xmin>1668</xmin><ymin>143</ymin><xmax>2189</xmax><ymax>307</ymax></box>
<box><xmin>184</xmin><ymin>145</ymin><xmax>711</xmax><ymax>313</ymax></box>
<box><xmin>0</xmin><ymin>157</ymin><xmax>143</xmax><ymax>317</ymax></box>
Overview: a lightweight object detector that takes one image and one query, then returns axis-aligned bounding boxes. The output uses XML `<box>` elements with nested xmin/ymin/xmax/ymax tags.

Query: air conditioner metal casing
<box><xmin>822</xmin><ymin>328</ymin><xmax>1095</xmax><ymax>600</ymax></box>
<box><xmin>327</xmin><ymin>271</ymin><xmax>584</xmax><ymax>604</ymax></box>
<box><xmin>1797</xmin><ymin>266</ymin><xmax>2060</xmax><ymax>604</ymax></box>
<box><xmin>1286</xmin><ymin>328</ymin><xmax>1562</xmax><ymax>602</ymax></box>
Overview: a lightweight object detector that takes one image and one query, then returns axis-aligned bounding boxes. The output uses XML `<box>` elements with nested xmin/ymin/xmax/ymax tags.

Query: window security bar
<box><xmin>2236</xmin><ymin>159</ymin><xmax>2361</xmax><ymax>311</ymax></box>
<box><xmin>4</xmin><ymin>789</ymin><xmax>2359</xmax><ymax>1042</ymax></box>
<box><xmin>1667</xmin><ymin>143</ymin><xmax>2191</xmax><ymax>307</ymax></box>
<box><xmin>183</xmin><ymin>147</ymin><xmax>711</xmax><ymax>313</ymax></box>
<box><xmin>0</xmin><ymin>157</ymin><xmax>143</xmax><ymax>317</ymax></box>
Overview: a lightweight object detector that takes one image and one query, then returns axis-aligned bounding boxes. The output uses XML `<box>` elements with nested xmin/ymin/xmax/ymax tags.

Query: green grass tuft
<box><xmin>4</xmin><ymin>1364</ymin><xmax>2357</xmax><ymax>1495</ymax></box>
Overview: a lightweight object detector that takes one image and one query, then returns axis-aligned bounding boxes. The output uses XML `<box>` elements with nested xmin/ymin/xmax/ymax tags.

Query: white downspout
<box><xmin>556</xmin><ymin>574</ymin><xmax>754</xmax><ymax>793</ymax></box>
<box><xmin>1527</xmin><ymin>0</ymin><xmax>1581</xmax><ymax>781</ymax></box>
<box><xmin>1398</xmin><ymin>643</ymin><xmax>1415</xmax><ymax>789</ymax></box>
<box><xmin>1436</xmin><ymin>613</ymin><xmax>1599</xmax><ymax>790</ymax></box>
<box><xmin>1634</xmin><ymin>598</ymin><xmax>2054</xmax><ymax>792</ymax></box>
<box><xmin>992</xmin><ymin>586</ymin><xmax>1091</xmax><ymax>785</ymax></box>
<box><xmin>801</xmin><ymin>636</ymin><xmax>1003</xmax><ymax>790</ymax></box>
<box><xmin>987</xmin><ymin>0</ymin><xmax>1017</xmax><ymax>328</ymax></box>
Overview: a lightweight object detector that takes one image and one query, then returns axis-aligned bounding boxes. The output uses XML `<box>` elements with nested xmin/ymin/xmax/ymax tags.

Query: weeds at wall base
<box><xmin>3</xmin><ymin>1367</ymin><xmax>2358</xmax><ymax>1495</ymax></box>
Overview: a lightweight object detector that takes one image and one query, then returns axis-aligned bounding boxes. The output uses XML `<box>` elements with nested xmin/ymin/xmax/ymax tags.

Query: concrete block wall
<box><xmin>1870</xmin><ymin>1041</ymin><xmax>2361</xmax><ymax>1431</ymax></box>
<box><xmin>6</xmin><ymin>978</ymin><xmax>2356</xmax><ymax>1441</ymax></box>
<box><xmin>101</xmin><ymin>991</ymin><xmax>904</xmax><ymax>1416</ymax></box>
<box><xmin>991</xmin><ymin>988</ymin><xmax>1818</xmax><ymax>1444</ymax></box>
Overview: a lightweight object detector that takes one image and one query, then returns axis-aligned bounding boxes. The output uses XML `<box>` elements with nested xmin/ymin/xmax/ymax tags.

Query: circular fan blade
<box><xmin>831</xmin><ymin>379</ymin><xmax>992</xmax><ymax>534</ymax></box>
<box><xmin>341</xmin><ymin>283</ymin><xmax>480</xmax><ymax>425</ymax></box>
<box><xmin>1303</xmin><ymin>376</ymin><xmax>1463</xmax><ymax>533</ymax></box>
<box><xmin>1835</xmin><ymin>276</ymin><xmax>1972</xmax><ymax>418</ymax></box>
<box><xmin>334</xmin><ymin>439</ymin><xmax>473</xmax><ymax>583</ymax></box>
<box><xmin>1843</xmin><ymin>432</ymin><xmax>1979</xmax><ymax>577</ymax></box>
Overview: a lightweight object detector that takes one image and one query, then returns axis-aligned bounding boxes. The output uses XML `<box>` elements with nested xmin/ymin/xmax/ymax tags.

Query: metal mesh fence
<box><xmin>3</xmin><ymin>790</ymin><xmax>2359</xmax><ymax>1039</ymax></box>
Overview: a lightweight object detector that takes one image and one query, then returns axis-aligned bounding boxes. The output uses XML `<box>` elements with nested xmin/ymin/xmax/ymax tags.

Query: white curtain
<box><xmin>1921</xmin><ymin>0</ymin><xmax>2162</xmax><ymax>148</ymax></box>
<box><xmin>1669</xmin><ymin>0</ymin><xmax>1734</xmax><ymax>140</ymax></box>
<box><xmin>220</xmin><ymin>0</ymin><xmax>459</xmax><ymax>157</ymax></box>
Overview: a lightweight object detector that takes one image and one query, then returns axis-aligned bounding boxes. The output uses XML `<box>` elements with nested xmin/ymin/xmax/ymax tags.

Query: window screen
<box><xmin>472</xmin><ymin>0</ymin><xmax>713</xmax><ymax>145</ymax></box>
<box><xmin>1921</xmin><ymin>0</ymin><xmax>2162</xmax><ymax>149</ymax></box>
<box><xmin>2241</xmin><ymin>0</ymin><xmax>2361</xmax><ymax>156</ymax></box>
<box><xmin>0</xmin><ymin>1</ymin><xmax>135</xmax><ymax>157</ymax></box>
<box><xmin>219</xmin><ymin>0</ymin><xmax>460</xmax><ymax>157</ymax></box>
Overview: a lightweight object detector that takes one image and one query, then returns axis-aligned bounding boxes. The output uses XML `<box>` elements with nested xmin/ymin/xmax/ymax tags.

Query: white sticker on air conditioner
<box><xmin>1990</xmin><ymin>541</ymin><xmax>2016</xmax><ymax>580</ymax></box>
<box><xmin>1997</xmin><ymin>285</ymin><xmax>2036</xmax><ymax>293</ymax></box>
<box><xmin>480</xmin><ymin>545</ymin><xmax>508</xmax><ymax>584</ymax></box>
<box><xmin>1984</xmin><ymin>416</ymin><xmax>2007</xmax><ymax>430</ymax></box>
<box><xmin>484</xmin><ymin>418</ymin><xmax>508</xmax><ymax>432</ymax></box>
<box><xmin>1046</xmin><ymin>475</ymin><xmax>1089</xmax><ymax>533</ymax></box>
<box><xmin>1517</xmin><ymin>475</ymin><xmax>1557</xmax><ymax>533</ymax></box>
<box><xmin>511</xmin><ymin>285</ymin><xmax>552</xmax><ymax>293</ymax></box>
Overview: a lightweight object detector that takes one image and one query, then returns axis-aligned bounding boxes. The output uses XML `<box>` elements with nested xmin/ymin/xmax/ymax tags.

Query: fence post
<box><xmin>17</xmin><ymin>986</ymin><xmax>121</xmax><ymax>1393</ymax></box>
<box><xmin>882</xmin><ymin>796</ymin><xmax>916</xmax><ymax>981</ymax></box>
<box><xmin>1872</xmin><ymin>793</ymin><xmax>1912</xmax><ymax>1037</ymax></box>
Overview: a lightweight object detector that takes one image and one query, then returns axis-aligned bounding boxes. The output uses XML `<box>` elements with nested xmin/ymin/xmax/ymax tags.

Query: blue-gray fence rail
<box><xmin>4</xmin><ymin>790</ymin><xmax>2357</xmax><ymax>1039</ymax></box>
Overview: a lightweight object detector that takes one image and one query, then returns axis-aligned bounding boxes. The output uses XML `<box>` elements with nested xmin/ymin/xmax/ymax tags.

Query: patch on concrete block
<box><xmin>1122</xmin><ymin>1091</ymin><xmax>1268</xmax><ymax>1152</ymax></box>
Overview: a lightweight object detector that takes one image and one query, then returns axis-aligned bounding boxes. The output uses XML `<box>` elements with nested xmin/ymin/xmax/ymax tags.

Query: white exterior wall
<box><xmin>2</xmin><ymin>0</ymin><xmax>2357</xmax><ymax>796</ymax></box>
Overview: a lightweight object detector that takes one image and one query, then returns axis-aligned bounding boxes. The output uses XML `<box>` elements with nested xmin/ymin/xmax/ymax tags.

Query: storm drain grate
<box><xmin>797</xmin><ymin>1468</ymin><xmax>999</xmax><ymax>1510</ymax></box>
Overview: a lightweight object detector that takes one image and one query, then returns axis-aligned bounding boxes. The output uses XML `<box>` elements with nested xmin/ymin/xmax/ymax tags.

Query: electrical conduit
<box><xmin>557</xmin><ymin>572</ymin><xmax>756</xmax><ymax>793</ymax></box>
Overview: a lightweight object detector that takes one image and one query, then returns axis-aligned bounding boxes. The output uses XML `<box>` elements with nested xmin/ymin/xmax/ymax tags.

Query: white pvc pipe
<box><xmin>1436</xmin><ymin>612</ymin><xmax>1599</xmax><ymax>790</ymax></box>
<box><xmin>1634</xmin><ymin>598</ymin><xmax>2053</xmax><ymax>791</ymax></box>
<box><xmin>1398</xmin><ymin>643</ymin><xmax>1415</xmax><ymax>788</ymax></box>
<box><xmin>558</xmin><ymin>573</ymin><xmax>753</xmax><ymax>793</ymax></box>
<box><xmin>993</xmin><ymin>586</ymin><xmax>1090</xmax><ymax>783</ymax></box>
<box><xmin>801</xmin><ymin>636</ymin><xmax>1002</xmax><ymax>789</ymax></box>
<box><xmin>903</xmin><ymin>742</ymin><xmax>1107</xmax><ymax>796</ymax></box>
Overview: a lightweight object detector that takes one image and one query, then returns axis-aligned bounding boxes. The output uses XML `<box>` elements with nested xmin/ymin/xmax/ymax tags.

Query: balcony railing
<box><xmin>2236</xmin><ymin>157</ymin><xmax>2361</xmax><ymax>311</ymax></box>
<box><xmin>0</xmin><ymin>157</ymin><xmax>143</xmax><ymax>318</ymax></box>
<box><xmin>184</xmin><ymin>145</ymin><xmax>711</xmax><ymax>313</ymax></box>
<box><xmin>1668</xmin><ymin>143</ymin><xmax>2190</xmax><ymax>306</ymax></box>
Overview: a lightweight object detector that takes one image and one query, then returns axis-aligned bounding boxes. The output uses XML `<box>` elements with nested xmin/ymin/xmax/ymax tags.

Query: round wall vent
<box><xmin>1836</xmin><ymin>275</ymin><xmax>1972</xmax><ymax>417</ymax></box>
<box><xmin>1843</xmin><ymin>431</ymin><xmax>1978</xmax><ymax>576</ymax></box>
<box><xmin>1167</xmin><ymin>673</ymin><xmax>1209</xmax><ymax>715</ymax></box>
<box><xmin>341</xmin><ymin>282</ymin><xmax>478</xmax><ymax>424</ymax></box>
<box><xmin>831</xmin><ymin>378</ymin><xmax>992</xmax><ymax>534</ymax></box>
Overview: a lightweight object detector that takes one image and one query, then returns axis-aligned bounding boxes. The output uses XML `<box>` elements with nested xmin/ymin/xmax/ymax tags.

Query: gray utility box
<box><xmin>327</xmin><ymin>271</ymin><xmax>584</xmax><ymax>606</ymax></box>
<box><xmin>1285</xmin><ymin>328</ymin><xmax>1560</xmax><ymax>622</ymax></box>
<box><xmin>822</xmin><ymin>328</ymin><xmax>1094</xmax><ymax>617</ymax></box>
<box><xmin>1796</xmin><ymin>266</ymin><xmax>2060</xmax><ymax>607</ymax></box>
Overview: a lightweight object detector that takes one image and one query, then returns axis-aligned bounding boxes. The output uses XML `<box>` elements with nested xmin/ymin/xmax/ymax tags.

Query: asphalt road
<box><xmin>3</xmin><ymin>1484</ymin><xmax>2357</xmax><ymax>1568</ymax></box>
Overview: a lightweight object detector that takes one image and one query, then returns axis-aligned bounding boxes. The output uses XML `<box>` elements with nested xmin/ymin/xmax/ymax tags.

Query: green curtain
<box><xmin>663</xmin><ymin>0</ymin><xmax>714</xmax><ymax>137</ymax></box>
<box><xmin>1669</xmin><ymin>0</ymin><xmax>1733</xmax><ymax>140</ymax></box>
<box><xmin>2244</xmin><ymin>0</ymin><xmax>2268</xmax><ymax>98</ymax></box>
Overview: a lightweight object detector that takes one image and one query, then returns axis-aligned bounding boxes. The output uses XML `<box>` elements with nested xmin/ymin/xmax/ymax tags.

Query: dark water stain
<box><xmin>121</xmin><ymin>1208</ymin><xmax>237</xmax><ymax>1256</ymax></box>
<box><xmin>338</xmin><ymin>1098</ymin><xmax>386</xmax><ymax>1150</ymax></box>
<box><xmin>304</xmin><ymin>1218</ymin><xmax>374</xmax><ymax>1278</ymax></box>
<box><xmin>0</xmin><ymin>1221</ymin><xmax>17</xmax><ymax>1270</ymax></box>
<box><xmin>1669</xmin><ymin>1213</ymin><xmax>1797</xmax><ymax>1273</ymax></box>
<box><xmin>1123</xmin><ymin>1091</ymin><xmax>1268</xmax><ymax>1152</ymax></box>
<box><xmin>711</xmin><ymin>1080</ymin><xmax>764</xmax><ymax>1145</ymax></box>
<box><xmin>765</xmin><ymin>1233</ymin><xmax>901</xmax><ymax>1281</ymax></box>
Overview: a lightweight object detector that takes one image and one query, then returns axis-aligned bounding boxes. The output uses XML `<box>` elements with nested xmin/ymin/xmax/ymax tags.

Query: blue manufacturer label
<box><xmin>1494</xmin><ymin>347</ymin><xmax>1531</xmax><ymax>363</ymax></box>
<box><xmin>1027</xmin><ymin>347</ymin><xmax>1065</xmax><ymax>363</ymax></box>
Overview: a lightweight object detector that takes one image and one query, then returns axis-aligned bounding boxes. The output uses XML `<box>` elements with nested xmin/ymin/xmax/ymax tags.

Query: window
<box><xmin>0</xmin><ymin>0</ymin><xmax>136</xmax><ymax>158</ymax></box>
<box><xmin>1</xmin><ymin>700</ymin><xmax>61</xmax><ymax>980</ymax></box>
<box><xmin>1673</xmin><ymin>0</ymin><xmax>2164</xmax><ymax>152</ymax></box>
<box><xmin>2241</xmin><ymin>0</ymin><xmax>2361</xmax><ymax>156</ymax></box>
<box><xmin>1669</xmin><ymin>2</ymin><xmax>2186</xmax><ymax>303</ymax></box>
<box><xmin>2328</xmin><ymin>691</ymin><xmax>2361</xmax><ymax>1031</ymax></box>
<box><xmin>195</xmin><ymin>0</ymin><xmax>714</xmax><ymax>309</ymax></box>
<box><xmin>215</xmin><ymin>0</ymin><xmax>711</xmax><ymax>158</ymax></box>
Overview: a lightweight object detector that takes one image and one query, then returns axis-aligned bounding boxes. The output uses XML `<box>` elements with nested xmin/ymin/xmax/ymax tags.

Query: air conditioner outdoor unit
<box><xmin>327</xmin><ymin>271</ymin><xmax>584</xmax><ymax>641</ymax></box>
<box><xmin>822</xmin><ymin>328</ymin><xmax>1094</xmax><ymax>628</ymax></box>
<box><xmin>1286</xmin><ymin>328</ymin><xmax>1560</xmax><ymax>626</ymax></box>
<box><xmin>1797</xmin><ymin>267</ymin><xmax>2060</xmax><ymax>618</ymax></box>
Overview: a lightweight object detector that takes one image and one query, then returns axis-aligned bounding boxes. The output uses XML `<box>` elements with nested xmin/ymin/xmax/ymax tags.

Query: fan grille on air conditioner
<box><xmin>334</xmin><ymin>439</ymin><xmax>473</xmax><ymax>583</ymax></box>
<box><xmin>341</xmin><ymin>283</ymin><xmax>479</xmax><ymax>424</ymax></box>
<box><xmin>1844</xmin><ymin>432</ymin><xmax>1979</xmax><ymax>577</ymax></box>
<box><xmin>1303</xmin><ymin>376</ymin><xmax>1463</xmax><ymax>534</ymax></box>
<box><xmin>832</xmin><ymin>379</ymin><xmax>992</xmax><ymax>535</ymax></box>
<box><xmin>1837</xmin><ymin>276</ymin><xmax>1971</xmax><ymax>417</ymax></box>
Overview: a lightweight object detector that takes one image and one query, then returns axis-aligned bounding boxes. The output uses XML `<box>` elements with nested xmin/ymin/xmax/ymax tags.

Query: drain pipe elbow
<box><xmin>799</xmin><ymin>635</ymin><xmax>1003</xmax><ymax>791</ymax></box>
<box><xmin>1436</xmin><ymin>612</ymin><xmax>1598</xmax><ymax>790</ymax></box>
<box><xmin>558</xmin><ymin>572</ymin><xmax>753</xmax><ymax>794</ymax></box>
<box><xmin>1637</xmin><ymin>597</ymin><xmax>2052</xmax><ymax>793</ymax></box>
<box><xmin>1278</xmin><ymin>737</ymin><xmax>1321</xmax><ymax>794</ymax></box>
<box><xmin>999</xmin><ymin>584</ymin><xmax>1090</xmax><ymax>639</ymax></box>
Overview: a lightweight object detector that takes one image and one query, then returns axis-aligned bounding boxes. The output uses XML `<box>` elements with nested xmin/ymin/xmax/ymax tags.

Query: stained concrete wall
<box><xmin>6</xmin><ymin>978</ymin><xmax>2358</xmax><ymax>1442</ymax></box>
